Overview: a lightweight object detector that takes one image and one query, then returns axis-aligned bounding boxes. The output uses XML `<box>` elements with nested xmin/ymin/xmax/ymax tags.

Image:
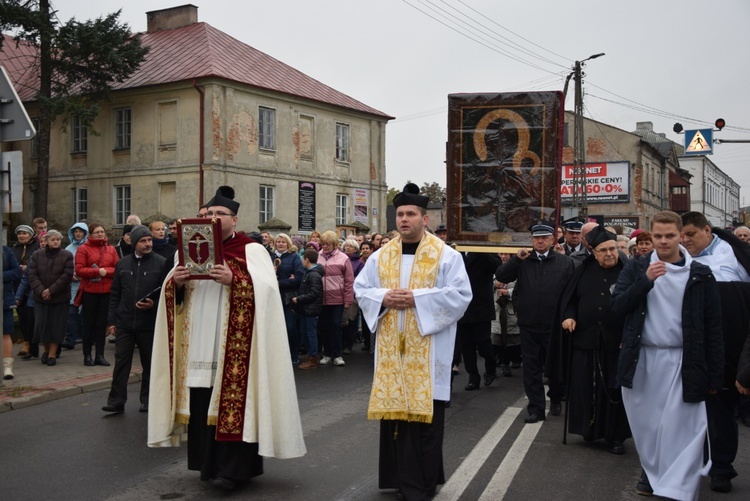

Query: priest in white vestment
<box><xmin>612</xmin><ymin>211</ymin><xmax>723</xmax><ymax>501</ymax></box>
<box><xmin>355</xmin><ymin>183</ymin><xmax>472</xmax><ymax>501</ymax></box>
<box><xmin>148</xmin><ymin>186</ymin><xmax>306</xmax><ymax>492</ymax></box>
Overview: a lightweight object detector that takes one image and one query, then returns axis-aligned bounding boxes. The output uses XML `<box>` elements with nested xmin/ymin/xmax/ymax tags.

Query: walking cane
<box><xmin>562</xmin><ymin>328</ymin><xmax>572</xmax><ymax>445</ymax></box>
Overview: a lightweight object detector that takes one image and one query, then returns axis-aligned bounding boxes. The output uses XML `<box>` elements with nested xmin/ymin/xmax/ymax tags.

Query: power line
<box><xmin>402</xmin><ymin>0</ymin><xmax>561</xmax><ymax>75</ymax></box>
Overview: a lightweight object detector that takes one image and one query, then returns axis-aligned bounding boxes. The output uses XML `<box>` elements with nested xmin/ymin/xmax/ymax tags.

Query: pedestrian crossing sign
<box><xmin>684</xmin><ymin>128</ymin><xmax>713</xmax><ymax>156</ymax></box>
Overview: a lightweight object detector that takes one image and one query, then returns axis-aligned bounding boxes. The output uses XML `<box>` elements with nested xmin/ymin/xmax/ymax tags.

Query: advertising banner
<box><xmin>354</xmin><ymin>188</ymin><xmax>368</xmax><ymax>224</ymax></box>
<box><xmin>603</xmin><ymin>216</ymin><xmax>639</xmax><ymax>231</ymax></box>
<box><xmin>560</xmin><ymin>161</ymin><xmax>630</xmax><ymax>203</ymax></box>
<box><xmin>298</xmin><ymin>181</ymin><xmax>316</xmax><ymax>234</ymax></box>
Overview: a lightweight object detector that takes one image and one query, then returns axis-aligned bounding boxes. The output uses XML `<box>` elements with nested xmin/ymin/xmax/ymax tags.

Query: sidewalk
<box><xmin>0</xmin><ymin>340</ymin><xmax>143</xmax><ymax>413</ymax></box>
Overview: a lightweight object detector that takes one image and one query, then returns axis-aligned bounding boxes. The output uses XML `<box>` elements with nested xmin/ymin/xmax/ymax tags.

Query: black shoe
<box><xmin>524</xmin><ymin>413</ymin><xmax>545</xmax><ymax>424</ymax></box>
<box><xmin>21</xmin><ymin>352</ymin><xmax>36</xmax><ymax>360</ymax></box>
<box><xmin>210</xmin><ymin>477</ymin><xmax>239</xmax><ymax>491</ymax></box>
<box><xmin>740</xmin><ymin>414</ymin><xmax>750</xmax><ymax>428</ymax></box>
<box><xmin>636</xmin><ymin>469</ymin><xmax>653</xmax><ymax>496</ymax></box>
<box><xmin>101</xmin><ymin>404</ymin><xmax>124</xmax><ymax>414</ymax></box>
<box><xmin>60</xmin><ymin>342</ymin><xmax>75</xmax><ymax>350</ymax></box>
<box><xmin>84</xmin><ymin>355</ymin><xmax>95</xmax><ymax>367</ymax></box>
<box><xmin>483</xmin><ymin>373</ymin><xmax>496</xmax><ymax>386</ymax></box>
<box><xmin>465</xmin><ymin>381</ymin><xmax>480</xmax><ymax>391</ymax></box>
<box><xmin>94</xmin><ymin>355</ymin><xmax>110</xmax><ymax>366</ymax></box>
<box><xmin>40</xmin><ymin>352</ymin><xmax>49</xmax><ymax>364</ymax></box>
<box><xmin>46</xmin><ymin>357</ymin><xmax>56</xmax><ymax>366</ymax></box>
<box><xmin>549</xmin><ymin>402</ymin><xmax>562</xmax><ymax>416</ymax></box>
<box><xmin>710</xmin><ymin>475</ymin><xmax>732</xmax><ymax>493</ymax></box>
<box><xmin>608</xmin><ymin>441</ymin><xmax>625</xmax><ymax>455</ymax></box>
<box><xmin>139</xmin><ymin>403</ymin><xmax>148</xmax><ymax>413</ymax></box>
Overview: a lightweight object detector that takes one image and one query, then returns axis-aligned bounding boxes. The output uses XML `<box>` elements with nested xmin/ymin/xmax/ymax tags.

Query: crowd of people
<box><xmin>4</xmin><ymin>192</ymin><xmax>750</xmax><ymax>500</ymax></box>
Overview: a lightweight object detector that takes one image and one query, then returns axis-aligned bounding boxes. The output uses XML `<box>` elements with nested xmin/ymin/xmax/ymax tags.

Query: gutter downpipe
<box><xmin>192</xmin><ymin>79</ymin><xmax>205</xmax><ymax>206</ymax></box>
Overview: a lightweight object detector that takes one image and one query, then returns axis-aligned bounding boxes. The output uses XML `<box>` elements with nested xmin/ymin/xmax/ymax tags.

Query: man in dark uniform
<box><xmin>496</xmin><ymin>223</ymin><xmax>574</xmax><ymax>423</ymax></box>
<box><xmin>561</xmin><ymin>220</ymin><xmax>583</xmax><ymax>255</ymax></box>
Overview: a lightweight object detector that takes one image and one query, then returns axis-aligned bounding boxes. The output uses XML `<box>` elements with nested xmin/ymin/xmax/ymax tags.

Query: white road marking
<box><xmin>479</xmin><ymin>419</ymin><xmax>543</xmax><ymax>500</ymax></box>
<box><xmin>434</xmin><ymin>404</ymin><xmax>523</xmax><ymax>500</ymax></box>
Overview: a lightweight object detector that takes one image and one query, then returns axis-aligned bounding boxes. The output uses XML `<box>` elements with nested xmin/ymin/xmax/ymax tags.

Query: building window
<box><xmin>72</xmin><ymin>115</ymin><xmax>87</xmax><ymax>153</ymax></box>
<box><xmin>336</xmin><ymin>193</ymin><xmax>349</xmax><ymax>225</ymax></box>
<box><xmin>259</xmin><ymin>185</ymin><xmax>274</xmax><ymax>224</ymax></box>
<box><xmin>31</xmin><ymin>117</ymin><xmax>40</xmax><ymax>158</ymax></box>
<box><xmin>336</xmin><ymin>123</ymin><xmax>349</xmax><ymax>162</ymax></box>
<box><xmin>114</xmin><ymin>185</ymin><xmax>131</xmax><ymax>226</ymax></box>
<box><xmin>259</xmin><ymin>107</ymin><xmax>276</xmax><ymax>151</ymax></box>
<box><xmin>115</xmin><ymin>107</ymin><xmax>132</xmax><ymax>150</ymax></box>
<box><xmin>73</xmin><ymin>187</ymin><xmax>87</xmax><ymax>222</ymax></box>
<box><xmin>158</xmin><ymin>101</ymin><xmax>177</xmax><ymax>149</ymax></box>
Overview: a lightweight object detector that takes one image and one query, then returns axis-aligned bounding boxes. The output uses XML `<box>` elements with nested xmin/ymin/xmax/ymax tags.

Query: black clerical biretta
<box><xmin>207</xmin><ymin>185</ymin><xmax>240</xmax><ymax>214</ymax></box>
<box><xmin>585</xmin><ymin>224</ymin><xmax>617</xmax><ymax>248</ymax></box>
<box><xmin>393</xmin><ymin>183</ymin><xmax>429</xmax><ymax>208</ymax></box>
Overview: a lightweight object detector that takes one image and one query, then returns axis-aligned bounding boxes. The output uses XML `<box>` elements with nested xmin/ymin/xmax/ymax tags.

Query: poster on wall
<box><xmin>354</xmin><ymin>188</ymin><xmax>368</xmax><ymax>224</ymax></box>
<box><xmin>560</xmin><ymin>161</ymin><xmax>630</xmax><ymax>203</ymax></box>
<box><xmin>298</xmin><ymin>181</ymin><xmax>316</xmax><ymax>234</ymax></box>
<box><xmin>446</xmin><ymin>92</ymin><xmax>563</xmax><ymax>248</ymax></box>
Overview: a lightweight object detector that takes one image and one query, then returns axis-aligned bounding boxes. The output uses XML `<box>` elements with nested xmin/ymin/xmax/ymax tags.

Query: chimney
<box><xmin>146</xmin><ymin>4</ymin><xmax>198</xmax><ymax>33</ymax></box>
<box><xmin>636</xmin><ymin>121</ymin><xmax>653</xmax><ymax>131</ymax></box>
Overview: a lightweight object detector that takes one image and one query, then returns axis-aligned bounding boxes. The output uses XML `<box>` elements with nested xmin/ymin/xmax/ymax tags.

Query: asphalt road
<box><xmin>1</xmin><ymin>346</ymin><xmax>749</xmax><ymax>500</ymax></box>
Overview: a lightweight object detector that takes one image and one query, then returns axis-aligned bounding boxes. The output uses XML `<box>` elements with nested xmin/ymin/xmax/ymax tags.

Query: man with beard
<box><xmin>550</xmin><ymin>225</ymin><xmax>630</xmax><ymax>454</ymax></box>
<box><xmin>680</xmin><ymin>211</ymin><xmax>750</xmax><ymax>493</ymax></box>
<box><xmin>496</xmin><ymin>223</ymin><xmax>574</xmax><ymax>423</ymax></box>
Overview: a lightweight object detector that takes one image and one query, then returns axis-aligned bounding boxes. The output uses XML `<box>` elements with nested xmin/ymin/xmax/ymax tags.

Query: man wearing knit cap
<box><xmin>355</xmin><ymin>183</ymin><xmax>472</xmax><ymax>500</ymax></box>
<box><xmin>496</xmin><ymin>222</ymin><xmax>574</xmax><ymax>423</ymax></box>
<box><xmin>149</xmin><ymin>186</ymin><xmax>305</xmax><ymax>491</ymax></box>
<box><xmin>102</xmin><ymin>225</ymin><xmax>165</xmax><ymax>414</ymax></box>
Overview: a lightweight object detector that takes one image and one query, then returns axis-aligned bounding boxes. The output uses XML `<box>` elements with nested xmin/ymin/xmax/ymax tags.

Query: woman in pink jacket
<box><xmin>317</xmin><ymin>230</ymin><xmax>354</xmax><ymax>366</ymax></box>
<box><xmin>75</xmin><ymin>222</ymin><xmax>119</xmax><ymax>367</ymax></box>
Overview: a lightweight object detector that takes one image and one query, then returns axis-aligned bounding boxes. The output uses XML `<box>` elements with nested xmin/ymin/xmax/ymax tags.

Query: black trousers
<box><xmin>458</xmin><ymin>321</ymin><xmax>496</xmax><ymax>384</ymax></box>
<box><xmin>520</xmin><ymin>329</ymin><xmax>562</xmax><ymax>416</ymax></box>
<box><xmin>706</xmin><ymin>389</ymin><xmax>739</xmax><ymax>479</ymax></box>
<box><xmin>188</xmin><ymin>387</ymin><xmax>264</xmax><ymax>482</ymax></box>
<box><xmin>107</xmin><ymin>328</ymin><xmax>153</xmax><ymax>408</ymax></box>
<box><xmin>82</xmin><ymin>292</ymin><xmax>110</xmax><ymax>357</ymax></box>
<box><xmin>379</xmin><ymin>401</ymin><xmax>446</xmax><ymax>501</ymax></box>
<box><xmin>20</xmin><ymin>305</ymin><xmax>38</xmax><ymax>357</ymax></box>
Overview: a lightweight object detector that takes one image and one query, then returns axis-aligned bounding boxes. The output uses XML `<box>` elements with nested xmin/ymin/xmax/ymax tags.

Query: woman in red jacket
<box><xmin>75</xmin><ymin>223</ymin><xmax>119</xmax><ymax>366</ymax></box>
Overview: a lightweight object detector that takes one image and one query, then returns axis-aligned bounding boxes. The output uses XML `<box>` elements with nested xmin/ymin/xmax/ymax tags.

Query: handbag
<box><xmin>73</xmin><ymin>283</ymin><xmax>85</xmax><ymax>307</ymax></box>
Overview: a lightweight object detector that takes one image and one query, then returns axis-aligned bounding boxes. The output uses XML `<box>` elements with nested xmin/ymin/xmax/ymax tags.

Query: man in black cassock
<box><xmin>550</xmin><ymin>224</ymin><xmax>631</xmax><ymax>453</ymax></box>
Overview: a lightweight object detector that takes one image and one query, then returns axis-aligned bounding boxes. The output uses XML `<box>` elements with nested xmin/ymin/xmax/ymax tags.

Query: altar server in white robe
<box><xmin>612</xmin><ymin>210</ymin><xmax>723</xmax><ymax>501</ymax></box>
<box><xmin>355</xmin><ymin>183</ymin><xmax>472</xmax><ymax>501</ymax></box>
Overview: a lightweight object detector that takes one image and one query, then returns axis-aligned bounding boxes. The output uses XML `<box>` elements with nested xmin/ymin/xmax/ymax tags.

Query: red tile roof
<box><xmin>1</xmin><ymin>24</ymin><xmax>393</xmax><ymax>120</ymax></box>
<box><xmin>0</xmin><ymin>35</ymin><xmax>41</xmax><ymax>102</ymax></box>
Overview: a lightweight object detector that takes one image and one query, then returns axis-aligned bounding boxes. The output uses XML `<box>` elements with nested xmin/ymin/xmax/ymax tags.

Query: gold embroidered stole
<box><xmin>368</xmin><ymin>233</ymin><xmax>444</xmax><ymax>423</ymax></box>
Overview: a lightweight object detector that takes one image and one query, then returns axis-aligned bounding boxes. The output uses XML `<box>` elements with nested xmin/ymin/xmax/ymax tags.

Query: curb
<box><xmin>0</xmin><ymin>371</ymin><xmax>143</xmax><ymax>413</ymax></box>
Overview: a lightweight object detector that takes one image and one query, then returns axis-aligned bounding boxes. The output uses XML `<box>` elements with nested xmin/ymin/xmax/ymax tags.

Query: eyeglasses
<box><xmin>594</xmin><ymin>246</ymin><xmax>618</xmax><ymax>254</ymax></box>
<box><xmin>205</xmin><ymin>211</ymin><xmax>235</xmax><ymax>217</ymax></box>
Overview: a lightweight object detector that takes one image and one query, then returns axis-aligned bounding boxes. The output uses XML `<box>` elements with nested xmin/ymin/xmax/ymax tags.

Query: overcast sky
<box><xmin>56</xmin><ymin>0</ymin><xmax>750</xmax><ymax>204</ymax></box>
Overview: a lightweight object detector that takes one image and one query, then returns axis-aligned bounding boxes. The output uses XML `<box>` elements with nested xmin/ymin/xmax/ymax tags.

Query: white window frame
<box><xmin>335</xmin><ymin>122</ymin><xmax>349</xmax><ymax>162</ymax></box>
<box><xmin>115</xmin><ymin>107</ymin><xmax>132</xmax><ymax>150</ymax></box>
<box><xmin>114</xmin><ymin>185</ymin><xmax>131</xmax><ymax>226</ymax></box>
<box><xmin>73</xmin><ymin>187</ymin><xmax>88</xmax><ymax>222</ymax></box>
<box><xmin>72</xmin><ymin>115</ymin><xmax>87</xmax><ymax>153</ymax></box>
<box><xmin>259</xmin><ymin>185</ymin><xmax>274</xmax><ymax>224</ymax></box>
<box><xmin>336</xmin><ymin>193</ymin><xmax>349</xmax><ymax>225</ymax></box>
<box><xmin>259</xmin><ymin>107</ymin><xmax>276</xmax><ymax>151</ymax></box>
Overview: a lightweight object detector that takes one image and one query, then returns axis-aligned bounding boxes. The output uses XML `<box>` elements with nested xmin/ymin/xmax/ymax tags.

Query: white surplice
<box><xmin>621</xmin><ymin>248</ymin><xmax>710</xmax><ymax>501</ymax></box>
<box><xmin>354</xmin><ymin>244</ymin><xmax>472</xmax><ymax>401</ymax></box>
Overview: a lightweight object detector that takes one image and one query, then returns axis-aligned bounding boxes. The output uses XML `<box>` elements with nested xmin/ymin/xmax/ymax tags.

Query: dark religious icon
<box><xmin>177</xmin><ymin>218</ymin><xmax>224</xmax><ymax>279</ymax></box>
<box><xmin>446</xmin><ymin>92</ymin><xmax>563</xmax><ymax>248</ymax></box>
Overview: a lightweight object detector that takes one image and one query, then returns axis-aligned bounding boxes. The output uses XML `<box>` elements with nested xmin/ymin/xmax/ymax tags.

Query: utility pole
<box><xmin>563</xmin><ymin>53</ymin><xmax>605</xmax><ymax>221</ymax></box>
